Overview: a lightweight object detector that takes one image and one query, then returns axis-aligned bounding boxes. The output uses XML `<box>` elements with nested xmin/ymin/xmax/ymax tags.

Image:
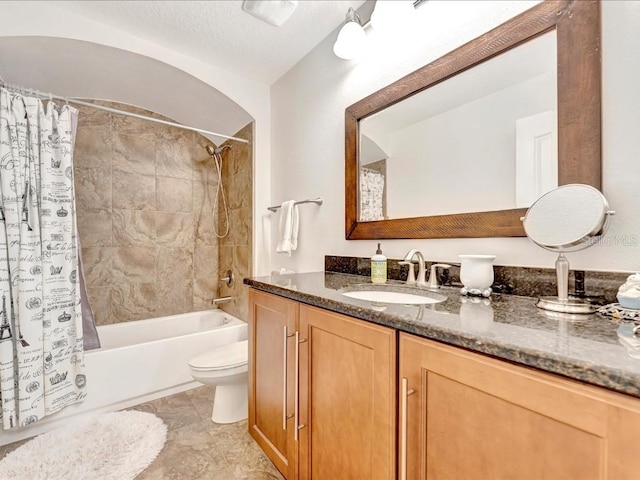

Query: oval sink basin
<box><xmin>338</xmin><ymin>285</ymin><xmax>446</xmax><ymax>305</ymax></box>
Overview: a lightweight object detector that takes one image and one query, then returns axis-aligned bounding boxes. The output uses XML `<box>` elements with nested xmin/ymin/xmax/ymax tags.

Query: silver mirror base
<box><xmin>536</xmin><ymin>296</ymin><xmax>598</xmax><ymax>314</ymax></box>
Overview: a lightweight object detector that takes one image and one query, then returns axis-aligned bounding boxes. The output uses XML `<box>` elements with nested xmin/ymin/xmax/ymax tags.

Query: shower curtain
<box><xmin>0</xmin><ymin>88</ymin><xmax>85</xmax><ymax>430</ymax></box>
<box><xmin>359</xmin><ymin>167</ymin><xmax>385</xmax><ymax>221</ymax></box>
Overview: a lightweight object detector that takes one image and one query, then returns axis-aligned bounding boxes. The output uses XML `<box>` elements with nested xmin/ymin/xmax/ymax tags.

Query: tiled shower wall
<box><xmin>217</xmin><ymin>124</ymin><xmax>253</xmax><ymax>322</ymax></box>
<box><xmin>73</xmin><ymin>100</ymin><xmax>253</xmax><ymax>325</ymax></box>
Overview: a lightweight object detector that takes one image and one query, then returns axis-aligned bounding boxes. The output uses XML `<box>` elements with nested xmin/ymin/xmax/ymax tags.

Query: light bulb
<box><xmin>333</xmin><ymin>21</ymin><xmax>367</xmax><ymax>60</ymax></box>
<box><xmin>370</xmin><ymin>0</ymin><xmax>415</xmax><ymax>34</ymax></box>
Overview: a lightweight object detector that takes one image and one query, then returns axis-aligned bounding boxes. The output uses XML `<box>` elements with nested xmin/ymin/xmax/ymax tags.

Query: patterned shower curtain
<box><xmin>359</xmin><ymin>167</ymin><xmax>385</xmax><ymax>221</ymax></box>
<box><xmin>0</xmin><ymin>88</ymin><xmax>85</xmax><ymax>430</ymax></box>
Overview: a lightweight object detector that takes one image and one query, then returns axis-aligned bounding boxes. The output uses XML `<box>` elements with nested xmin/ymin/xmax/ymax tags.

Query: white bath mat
<box><xmin>0</xmin><ymin>410</ymin><xmax>167</xmax><ymax>480</ymax></box>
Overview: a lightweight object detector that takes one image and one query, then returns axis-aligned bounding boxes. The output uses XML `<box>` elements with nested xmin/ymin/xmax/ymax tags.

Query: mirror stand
<box><xmin>523</xmin><ymin>184</ymin><xmax>615</xmax><ymax>315</ymax></box>
<box><xmin>536</xmin><ymin>252</ymin><xmax>598</xmax><ymax>314</ymax></box>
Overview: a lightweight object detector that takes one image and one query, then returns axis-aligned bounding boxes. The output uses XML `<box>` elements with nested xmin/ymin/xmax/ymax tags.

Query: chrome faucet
<box><xmin>427</xmin><ymin>263</ymin><xmax>452</xmax><ymax>289</ymax></box>
<box><xmin>398</xmin><ymin>260</ymin><xmax>416</xmax><ymax>285</ymax></box>
<box><xmin>403</xmin><ymin>249</ymin><xmax>427</xmax><ymax>287</ymax></box>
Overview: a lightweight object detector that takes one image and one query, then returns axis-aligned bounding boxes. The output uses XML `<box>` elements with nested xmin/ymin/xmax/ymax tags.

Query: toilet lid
<box><xmin>189</xmin><ymin>340</ymin><xmax>248</xmax><ymax>371</ymax></box>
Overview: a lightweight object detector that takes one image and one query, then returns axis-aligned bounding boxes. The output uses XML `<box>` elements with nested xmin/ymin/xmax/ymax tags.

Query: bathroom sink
<box><xmin>338</xmin><ymin>284</ymin><xmax>446</xmax><ymax>305</ymax></box>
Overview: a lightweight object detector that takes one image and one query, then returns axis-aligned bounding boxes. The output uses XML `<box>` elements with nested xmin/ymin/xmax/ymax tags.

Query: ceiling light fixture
<box><xmin>242</xmin><ymin>0</ymin><xmax>298</xmax><ymax>27</ymax></box>
<box><xmin>333</xmin><ymin>7</ymin><xmax>367</xmax><ymax>60</ymax></box>
<box><xmin>334</xmin><ymin>1</ymin><xmax>420</xmax><ymax>60</ymax></box>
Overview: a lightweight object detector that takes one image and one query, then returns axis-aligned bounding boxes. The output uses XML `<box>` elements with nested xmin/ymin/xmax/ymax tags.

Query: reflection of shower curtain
<box><xmin>360</xmin><ymin>167</ymin><xmax>385</xmax><ymax>221</ymax></box>
<box><xmin>0</xmin><ymin>88</ymin><xmax>85</xmax><ymax>430</ymax></box>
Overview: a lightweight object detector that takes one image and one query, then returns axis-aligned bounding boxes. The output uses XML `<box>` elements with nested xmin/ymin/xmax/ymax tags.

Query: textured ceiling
<box><xmin>53</xmin><ymin>0</ymin><xmax>368</xmax><ymax>86</ymax></box>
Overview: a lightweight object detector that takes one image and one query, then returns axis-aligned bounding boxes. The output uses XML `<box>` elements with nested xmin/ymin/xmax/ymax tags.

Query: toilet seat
<box><xmin>189</xmin><ymin>340</ymin><xmax>248</xmax><ymax>372</ymax></box>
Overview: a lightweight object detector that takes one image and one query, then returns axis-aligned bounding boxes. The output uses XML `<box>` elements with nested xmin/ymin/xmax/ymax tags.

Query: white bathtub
<box><xmin>0</xmin><ymin>309</ymin><xmax>247</xmax><ymax>446</ymax></box>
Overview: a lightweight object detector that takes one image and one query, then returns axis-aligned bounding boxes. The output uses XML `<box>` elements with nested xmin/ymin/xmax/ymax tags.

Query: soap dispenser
<box><xmin>371</xmin><ymin>243</ymin><xmax>387</xmax><ymax>284</ymax></box>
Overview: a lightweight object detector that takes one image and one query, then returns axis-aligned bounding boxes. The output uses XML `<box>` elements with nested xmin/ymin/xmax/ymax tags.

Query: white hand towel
<box><xmin>276</xmin><ymin>200</ymin><xmax>299</xmax><ymax>256</ymax></box>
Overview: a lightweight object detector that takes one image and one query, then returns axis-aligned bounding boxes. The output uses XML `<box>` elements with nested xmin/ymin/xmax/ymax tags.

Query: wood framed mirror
<box><xmin>345</xmin><ymin>0</ymin><xmax>601</xmax><ymax>240</ymax></box>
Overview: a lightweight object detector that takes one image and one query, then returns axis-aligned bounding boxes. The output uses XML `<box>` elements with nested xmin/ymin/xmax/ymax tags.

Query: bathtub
<box><xmin>0</xmin><ymin>309</ymin><xmax>247</xmax><ymax>446</ymax></box>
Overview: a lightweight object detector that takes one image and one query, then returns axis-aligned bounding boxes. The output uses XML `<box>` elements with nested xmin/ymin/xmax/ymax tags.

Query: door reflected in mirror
<box><xmin>359</xmin><ymin>31</ymin><xmax>557</xmax><ymax>222</ymax></box>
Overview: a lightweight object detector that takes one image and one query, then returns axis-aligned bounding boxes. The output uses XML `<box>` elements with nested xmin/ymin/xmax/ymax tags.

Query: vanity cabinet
<box><xmin>248</xmin><ymin>289</ymin><xmax>397</xmax><ymax>479</ymax></box>
<box><xmin>248</xmin><ymin>289</ymin><xmax>298</xmax><ymax>479</ymax></box>
<box><xmin>399</xmin><ymin>333</ymin><xmax>640</xmax><ymax>480</ymax></box>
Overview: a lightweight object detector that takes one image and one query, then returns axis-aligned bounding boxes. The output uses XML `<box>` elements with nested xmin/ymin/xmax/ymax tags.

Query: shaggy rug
<box><xmin>0</xmin><ymin>410</ymin><xmax>167</xmax><ymax>480</ymax></box>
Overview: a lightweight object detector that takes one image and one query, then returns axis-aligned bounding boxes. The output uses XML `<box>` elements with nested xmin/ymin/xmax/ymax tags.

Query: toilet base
<box><xmin>212</xmin><ymin>382</ymin><xmax>248</xmax><ymax>424</ymax></box>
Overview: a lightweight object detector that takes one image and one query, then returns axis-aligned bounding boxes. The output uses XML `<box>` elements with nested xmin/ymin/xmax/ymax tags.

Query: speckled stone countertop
<box><xmin>244</xmin><ymin>271</ymin><xmax>640</xmax><ymax>398</ymax></box>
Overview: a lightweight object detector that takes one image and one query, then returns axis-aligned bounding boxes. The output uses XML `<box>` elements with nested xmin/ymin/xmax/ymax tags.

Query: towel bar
<box><xmin>268</xmin><ymin>198</ymin><xmax>323</xmax><ymax>212</ymax></box>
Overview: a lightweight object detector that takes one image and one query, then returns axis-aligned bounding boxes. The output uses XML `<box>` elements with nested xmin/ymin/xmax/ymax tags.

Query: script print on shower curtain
<box><xmin>0</xmin><ymin>89</ymin><xmax>85</xmax><ymax>430</ymax></box>
<box><xmin>359</xmin><ymin>167</ymin><xmax>385</xmax><ymax>221</ymax></box>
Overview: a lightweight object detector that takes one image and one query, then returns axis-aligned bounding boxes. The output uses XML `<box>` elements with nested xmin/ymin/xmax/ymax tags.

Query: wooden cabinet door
<box><xmin>298</xmin><ymin>305</ymin><xmax>396</xmax><ymax>480</ymax></box>
<box><xmin>399</xmin><ymin>333</ymin><xmax>640</xmax><ymax>480</ymax></box>
<box><xmin>248</xmin><ymin>289</ymin><xmax>299</xmax><ymax>479</ymax></box>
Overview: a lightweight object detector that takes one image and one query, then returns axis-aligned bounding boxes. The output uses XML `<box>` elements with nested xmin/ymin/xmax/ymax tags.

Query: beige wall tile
<box><xmin>193</xmin><ymin>277</ymin><xmax>217</xmax><ymax>311</ymax></box>
<box><xmin>75</xmin><ymin>105</ymin><xmax>110</xmax><ymax>127</ymax></box>
<box><xmin>228</xmin><ymin>171</ymin><xmax>251</xmax><ymax>210</ymax></box>
<box><xmin>111</xmin><ymin>114</ymin><xmax>157</xmax><ymax>137</ymax></box>
<box><xmin>81</xmin><ymin>247</ymin><xmax>114</xmax><ymax>286</ymax></box>
<box><xmin>113</xmin><ymin>209</ymin><xmax>156</xmax><ymax>246</ymax></box>
<box><xmin>194</xmin><ymin>215</ymin><xmax>217</xmax><ymax>247</ymax></box>
<box><xmin>220</xmin><ymin>279</ymin><xmax>247</xmax><ymax>321</ymax></box>
<box><xmin>112</xmin><ymin>247</ymin><xmax>156</xmax><ymax>284</ymax></box>
<box><xmin>219</xmin><ymin>211</ymin><xmax>235</xmax><ymax>248</ymax></box>
<box><xmin>75</xmin><ymin>106</ymin><xmax>252</xmax><ymax>325</ymax></box>
<box><xmin>152</xmin><ymin>123</ymin><xmax>190</xmax><ymax>143</ymax></box>
<box><xmin>74</xmin><ymin>125</ymin><xmax>112</xmax><ymax>169</ymax></box>
<box><xmin>221</xmin><ymin>207</ymin><xmax>250</xmax><ymax>248</ymax></box>
<box><xmin>233</xmin><ymin>245</ymin><xmax>250</xmax><ymax>280</ymax></box>
<box><xmin>86</xmin><ymin>286</ymin><xmax>112</xmax><ymax>326</ymax></box>
<box><xmin>113</xmin><ymin>133</ymin><xmax>156</xmax><ymax>175</ymax></box>
<box><xmin>156</xmin><ymin>247</ymin><xmax>194</xmax><ymax>316</ymax></box>
<box><xmin>193</xmin><ymin>158</ymin><xmax>219</xmax><ymax>185</ymax></box>
<box><xmin>217</xmin><ymin>244</ymin><xmax>237</xmax><ymax>315</ymax></box>
<box><xmin>110</xmin><ymin>283</ymin><xmax>157</xmax><ymax>322</ymax></box>
<box><xmin>75</xmin><ymin>166</ymin><xmax>112</xmax><ymax>210</ymax></box>
<box><xmin>236</xmin><ymin>297</ymin><xmax>249</xmax><ymax>323</ymax></box>
<box><xmin>194</xmin><ymin>246</ymin><xmax>218</xmax><ymax>281</ymax></box>
<box><xmin>156</xmin><ymin>247</ymin><xmax>193</xmax><ymax>282</ymax></box>
<box><xmin>155</xmin><ymin>212</ymin><xmax>194</xmax><ymax>248</ymax></box>
<box><xmin>77</xmin><ymin>208</ymin><xmax>112</xmax><ymax>247</ymax></box>
<box><xmin>219</xmin><ymin>123</ymin><xmax>252</xmax><ymax>321</ymax></box>
<box><xmin>156</xmin><ymin>139</ymin><xmax>194</xmax><ymax>180</ymax></box>
<box><xmin>219</xmin><ymin>147</ymin><xmax>234</xmax><ymax>179</ymax></box>
<box><xmin>156</xmin><ymin>177</ymin><xmax>193</xmax><ymax>213</ymax></box>
<box><xmin>112</xmin><ymin>170</ymin><xmax>155</xmax><ymax>210</ymax></box>
<box><xmin>193</xmin><ymin>182</ymin><xmax>219</xmax><ymax>247</ymax></box>
<box><xmin>156</xmin><ymin>280</ymin><xmax>194</xmax><ymax>317</ymax></box>
<box><xmin>193</xmin><ymin>181</ymin><xmax>215</xmax><ymax>212</ymax></box>
<box><xmin>219</xmin><ymin>245</ymin><xmax>233</xmax><ymax>276</ymax></box>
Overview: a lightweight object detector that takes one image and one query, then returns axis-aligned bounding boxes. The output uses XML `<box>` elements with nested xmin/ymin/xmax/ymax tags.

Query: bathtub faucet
<box><xmin>212</xmin><ymin>296</ymin><xmax>233</xmax><ymax>305</ymax></box>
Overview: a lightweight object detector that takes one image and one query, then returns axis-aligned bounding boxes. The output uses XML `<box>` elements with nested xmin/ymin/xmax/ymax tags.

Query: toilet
<box><xmin>188</xmin><ymin>339</ymin><xmax>248</xmax><ymax>424</ymax></box>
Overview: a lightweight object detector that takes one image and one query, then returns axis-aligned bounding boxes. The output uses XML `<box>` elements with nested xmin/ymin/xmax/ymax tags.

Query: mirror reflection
<box><xmin>346</xmin><ymin>0</ymin><xmax>601</xmax><ymax>240</ymax></box>
<box><xmin>359</xmin><ymin>31</ymin><xmax>557</xmax><ymax>222</ymax></box>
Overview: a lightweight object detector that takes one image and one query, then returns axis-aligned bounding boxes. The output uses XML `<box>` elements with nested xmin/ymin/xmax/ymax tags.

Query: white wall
<box><xmin>0</xmin><ymin>0</ymin><xmax>273</xmax><ymax>276</ymax></box>
<box><xmin>385</xmin><ymin>73</ymin><xmax>555</xmax><ymax>218</ymax></box>
<box><xmin>270</xmin><ymin>0</ymin><xmax>640</xmax><ymax>274</ymax></box>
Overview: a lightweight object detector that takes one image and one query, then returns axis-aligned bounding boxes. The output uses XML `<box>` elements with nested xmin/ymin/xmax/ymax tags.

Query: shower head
<box><xmin>206</xmin><ymin>144</ymin><xmax>232</xmax><ymax>156</ymax></box>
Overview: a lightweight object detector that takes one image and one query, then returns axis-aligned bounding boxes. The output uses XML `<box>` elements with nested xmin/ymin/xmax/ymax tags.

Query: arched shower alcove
<box><xmin>0</xmin><ymin>36</ymin><xmax>256</xmax><ymax>323</ymax></box>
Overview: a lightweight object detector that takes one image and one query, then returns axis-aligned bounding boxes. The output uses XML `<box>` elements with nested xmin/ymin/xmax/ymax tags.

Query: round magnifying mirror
<box><xmin>522</xmin><ymin>184</ymin><xmax>614</xmax><ymax>314</ymax></box>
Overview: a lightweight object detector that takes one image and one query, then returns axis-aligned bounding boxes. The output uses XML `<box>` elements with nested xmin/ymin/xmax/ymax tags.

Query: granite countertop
<box><xmin>244</xmin><ymin>271</ymin><xmax>640</xmax><ymax>398</ymax></box>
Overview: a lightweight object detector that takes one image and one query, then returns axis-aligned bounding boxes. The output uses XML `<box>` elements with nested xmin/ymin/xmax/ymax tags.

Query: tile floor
<box><xmin>0</xmin><ymin>386</ymin><xmax>283</xmax><ymax>480</ymax></box>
